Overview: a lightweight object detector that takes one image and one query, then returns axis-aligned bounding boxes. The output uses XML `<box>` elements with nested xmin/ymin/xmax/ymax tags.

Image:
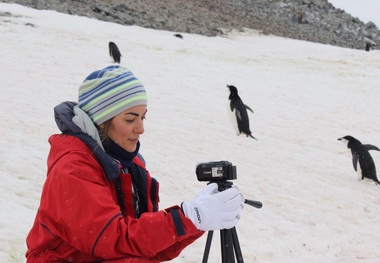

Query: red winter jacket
<box><xmin>26</xmin><ymin>134</ymin><xmax>203</xmax><ymax>262</ymax></box>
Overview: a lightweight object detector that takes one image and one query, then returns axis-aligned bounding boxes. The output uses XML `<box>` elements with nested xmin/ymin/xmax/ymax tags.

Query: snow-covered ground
<box><xmin>1</xmin><ymin>3</ymin><xmax>379</xmax><ymax>262</ymax></box>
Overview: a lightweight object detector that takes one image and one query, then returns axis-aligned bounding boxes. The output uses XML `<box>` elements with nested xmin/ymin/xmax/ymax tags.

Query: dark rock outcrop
<box><xmin>1</xmin><ymin>0</ymin><xmax>378</xmax><ymax>50</ymax></box>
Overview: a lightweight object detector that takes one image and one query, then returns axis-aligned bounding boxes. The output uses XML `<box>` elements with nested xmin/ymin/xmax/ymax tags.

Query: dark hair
<box><xmin>98</xmin><ymin>119</ymin><xmax>113</xmax><ymax>150</ymax></box>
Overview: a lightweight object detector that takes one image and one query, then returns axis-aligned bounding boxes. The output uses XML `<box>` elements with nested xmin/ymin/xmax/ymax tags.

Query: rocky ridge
<box><xmin>1</xmin><ymin>0</ymin><xmax>379</xmax><ymax>50</ymax></box>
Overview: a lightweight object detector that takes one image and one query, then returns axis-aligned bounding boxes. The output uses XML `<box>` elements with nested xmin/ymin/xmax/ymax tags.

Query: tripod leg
<box><xmin>231</xmin><ymin>227</ymin><xmax>244</xmax><ymax>263</ymax></box>
<box><xmin>203</xmin><ymin>228</ymin><xmax>244</xmax><ymax>263</ymax></box>
<box><xmin>202</xmin><ymin>231</ymin><xmax>214</xmax><ymax>263</ymax></box>
<box><xmin>221</xmin><ymin>229</ymin><xmax>235</xmax><ymax>263</ymax></box>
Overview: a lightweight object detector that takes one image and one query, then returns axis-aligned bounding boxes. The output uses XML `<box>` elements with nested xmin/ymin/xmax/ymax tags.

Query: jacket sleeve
<box><xmin>39</xmin><ymin>149</ymin><xmax>202</xmax><ymax>260</ymax></box>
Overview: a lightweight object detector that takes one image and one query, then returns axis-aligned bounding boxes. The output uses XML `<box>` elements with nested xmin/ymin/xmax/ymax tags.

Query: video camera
<box><xmin>196</xmin><ymin>161</ymin><xmax>237</xmax><ymax>182</ymax></box>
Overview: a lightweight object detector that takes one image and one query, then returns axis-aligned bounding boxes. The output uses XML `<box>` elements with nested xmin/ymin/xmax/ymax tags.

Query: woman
<box><xmin>26</xmin><ymin>65</ymin><xmax>243</xmax><ymax>262</ymax></box>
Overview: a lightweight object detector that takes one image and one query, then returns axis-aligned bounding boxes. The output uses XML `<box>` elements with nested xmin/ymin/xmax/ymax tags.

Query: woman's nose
<box><xmin>134</xmin><ymin>121</ymin><xmax>144</xmax><ymax>134</ymax></box>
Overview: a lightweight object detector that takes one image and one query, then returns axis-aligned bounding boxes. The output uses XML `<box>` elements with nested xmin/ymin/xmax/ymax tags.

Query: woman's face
<box><xmin>106</xmin><ymin>105</ymin><xmax>147</xmax><ymax>152</ymax></box>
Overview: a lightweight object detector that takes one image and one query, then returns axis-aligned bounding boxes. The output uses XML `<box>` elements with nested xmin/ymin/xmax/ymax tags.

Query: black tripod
<box><xmin>202</xmin><ymin>181</ymin><xmax>262</xmax><ymax>263</ymax></box>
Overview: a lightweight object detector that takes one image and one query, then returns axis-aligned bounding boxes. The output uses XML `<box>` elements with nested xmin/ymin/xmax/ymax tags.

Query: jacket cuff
<box><xmin>165</xmin><ymin>205</ymin><xmax>186</xmax><ymax>236</ymax></box>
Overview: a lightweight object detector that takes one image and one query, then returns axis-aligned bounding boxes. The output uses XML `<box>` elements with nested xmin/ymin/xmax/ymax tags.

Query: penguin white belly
<box><xmin>345</xmin><ymin>148</ymin><xmax>362</xmax><ymax>180</ymax></box>
<box><xmin>228</xmin><ymin>105</ymin><xmax>239</xmax><ymax>135</ymax></box>
<box><xmin>356</xmin><ymin>161</ymin><xmax>362</xmax><ymax>180</ymax></box>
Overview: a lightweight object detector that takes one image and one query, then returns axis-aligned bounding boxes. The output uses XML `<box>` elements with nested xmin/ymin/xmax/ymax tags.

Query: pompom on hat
<box><xmin>78</xmin><ymin>65</ymin><xmax>147</xmax><ymax>125</ymax></box>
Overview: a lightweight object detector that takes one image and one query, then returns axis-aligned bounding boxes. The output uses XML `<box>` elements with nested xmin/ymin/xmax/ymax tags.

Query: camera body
<box><xmin>196</xmin><ymin>161</ymin><xmax>237</xmax><ymax>182</ymax></box>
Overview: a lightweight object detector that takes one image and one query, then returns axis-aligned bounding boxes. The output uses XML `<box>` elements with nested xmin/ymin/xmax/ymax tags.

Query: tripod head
<box><xmin>196</xmin><ymin>161</ymin><xmax>263</xmax><ymax>209</ymax></box>
<box><xmin>211</xmin><ymin>180</ymin><xmax>263</xmax><ymax>209</ymax></box>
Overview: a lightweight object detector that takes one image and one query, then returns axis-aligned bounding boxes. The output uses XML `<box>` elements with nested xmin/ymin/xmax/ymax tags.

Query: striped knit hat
<box><xmin>78</xmin><ymin>65</ymin><xmax>147</xmax><ymax>125</ymax></box>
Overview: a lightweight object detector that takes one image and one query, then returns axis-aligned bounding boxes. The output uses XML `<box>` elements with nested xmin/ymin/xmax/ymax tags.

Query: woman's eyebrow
<box><xmin>124</xmin><ymin>109</ymin><xmax>148</xmax><ymax>117</ymax></box>
<box><xmin>125</xmin><ymin>112</ymin><xmax>139</xmax><ymax>117</ymax></box>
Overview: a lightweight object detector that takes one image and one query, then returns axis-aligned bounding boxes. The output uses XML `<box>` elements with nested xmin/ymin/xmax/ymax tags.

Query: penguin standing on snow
<box><xmin>109</xmin><ymin>41</ymin><xmax>122</xmax><ymax>63</ymax></box>
<box><xmin>173</xmin><ymin>33</ymin><xmax>183</xmax><ymax>39</ymax></box>
<box><xmin>338</xmin><ymin>135</ymin><xmax>380</xmax><ymax>184</ymax></box>
<box><xmin>227</xmin><ymin>84</ymin><xmax>257</xmax><ymax>140</ymax></box>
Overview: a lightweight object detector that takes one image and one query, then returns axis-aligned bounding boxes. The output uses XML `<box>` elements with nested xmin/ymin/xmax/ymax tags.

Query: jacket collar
<box><xmin>54</xmin><ymin>101</ymin><xmax>120</xmax><ymax>181</ymax></box>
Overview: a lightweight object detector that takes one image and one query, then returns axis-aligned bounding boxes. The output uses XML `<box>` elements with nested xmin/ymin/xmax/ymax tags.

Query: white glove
<box><xmin>182</xmin><ymin>183</ymin><xmax>244</xmax><ymax>231</ymax></box>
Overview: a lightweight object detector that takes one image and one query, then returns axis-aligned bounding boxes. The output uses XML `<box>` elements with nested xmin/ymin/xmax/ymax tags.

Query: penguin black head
<box><xmin>109</xmin><ymin>41</ymin><xmax>122</xmax><ymax>63</ymax></box>
<box><xmin>338</xmin><ymin>135</ymin><xmax>357</xmax><ymax>142</ymax></box>
<box><xmin>338</xmin><ymin>135</ymin><xmax>360</xmax><ymax>148</ymax></box>
<box><xmin>227</xmin><ymin>85</ymin><xmax>238</xmax><ymax>99</ymax></box>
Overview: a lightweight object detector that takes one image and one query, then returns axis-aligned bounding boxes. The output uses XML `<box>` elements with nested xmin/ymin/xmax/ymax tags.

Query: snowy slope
<box><xmin>1</xmin><ymin>3</ymin><xmax>380</xmax><ymax>262</ymax></box>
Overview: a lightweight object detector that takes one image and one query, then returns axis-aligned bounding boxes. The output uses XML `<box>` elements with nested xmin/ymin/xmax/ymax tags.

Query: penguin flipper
<box><xmin>245</xmin><ymin>104</ymin><xmax>254</xmax><ymax>113</ymax></box>
<box><xmin>352</xmin><ymin>151</ymin><xmax>359</xmax><ymax>172</ymax></box>
<box><xmin>229</xmin><ymin>103</ymin><xmax>234</xmax><ymax>112</ymax></box>
<box><xmin>364</xmin><ymin>144</ymin><xmax>380</xmax><ymax>151</ymax></box>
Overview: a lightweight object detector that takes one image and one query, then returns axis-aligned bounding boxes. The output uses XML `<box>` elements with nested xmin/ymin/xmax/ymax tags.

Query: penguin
<box><xmin>365</xmin><ymin>43</ymin><xmax>372</xmax><ymax>52</ymax></box>
<box><xmin>338</xmin><ymin>135</ymin><xmax>380</xmax><ymax>184</ymax></box>
<box><xmin>227</xmin><ymin>84</ymin><xmax>257</xmax><ymax>140</ymax></box>
<box><xmin>174</xmin><ymin>33</ymin><xmax>183</xmax><ymax>39</ymax></box>
<box><xmin>108</xmin><ymin>41</ymin><xmax>122</xmax><ymax>63</ymax></box>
